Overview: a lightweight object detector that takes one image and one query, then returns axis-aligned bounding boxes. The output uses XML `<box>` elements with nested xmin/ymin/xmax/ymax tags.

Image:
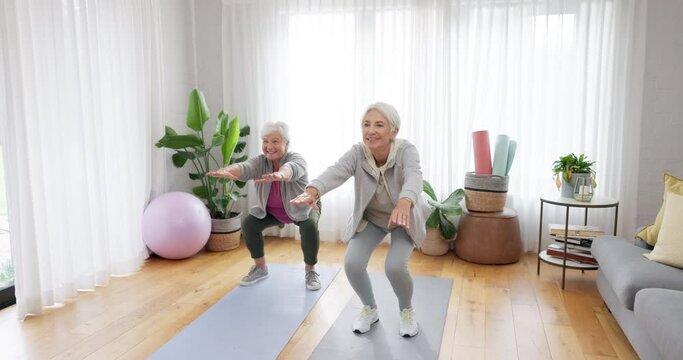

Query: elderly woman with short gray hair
<box><xmin>291</xmin><ymin>102</ymin><xmax>428</xmax><ymax>337</ymax></box>
<box><xmin>208</xmin><ymin>121</ymin><xmax>321</xmax><ymax>291</ymax></box>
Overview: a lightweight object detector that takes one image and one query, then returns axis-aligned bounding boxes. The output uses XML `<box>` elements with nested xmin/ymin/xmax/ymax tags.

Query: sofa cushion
<box><xmin>637</xmin><ymin>173</ymin><xmax>683</xmax><ymax>246</ymax></box>
<box><xmin>591</xmin><ymin>236</ymin><xmax>683</xmax><ymax>310</ymax></box>
<box><xmin>644</xmin><ymin>191</ymin><xmax>683</xmax><ymax>268</ymax></box>
<box><xmin>634</xmin><ymin>288</ymin><xmax>683</xmax><ymax>360</ymax></box>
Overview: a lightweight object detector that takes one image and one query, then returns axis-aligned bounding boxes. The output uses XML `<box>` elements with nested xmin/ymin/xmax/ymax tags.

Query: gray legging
<box><xmin>344</xmin><ymin>221</ymin><xmax>415</xmax><ymax>311</ymax></box>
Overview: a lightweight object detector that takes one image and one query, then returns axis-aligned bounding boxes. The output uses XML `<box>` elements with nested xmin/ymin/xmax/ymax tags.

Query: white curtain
<box><xmin>222</xmin><ymin>0</ymin><xmax>640</xmax><ymax>248</ymax></box>
<box><xmin>0</xmin><ymin>0</ymin><xmax>164</xmax><ymax>319</ymax></box>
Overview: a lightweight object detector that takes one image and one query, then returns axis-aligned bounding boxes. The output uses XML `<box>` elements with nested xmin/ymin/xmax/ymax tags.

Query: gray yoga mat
<box><xmin>310</xmin><ymin>273</ymin><xmax>453</xmax><ymax>360</ymax></box>
<box><xmin>151</xmin><ymin>264</ymin><xmax>340</xmax><ymax>360</ymax></box>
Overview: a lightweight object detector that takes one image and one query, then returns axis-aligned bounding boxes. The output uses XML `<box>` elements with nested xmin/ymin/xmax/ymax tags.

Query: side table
<box><xmin>536</xmin><ymin>194</ymin><xmax>619</xmax><ymax>289</ymax></box>
<box><xmin>456</xmin><ymin>207</ymin><xmax>522</xmax><ymax>264</ymax></box>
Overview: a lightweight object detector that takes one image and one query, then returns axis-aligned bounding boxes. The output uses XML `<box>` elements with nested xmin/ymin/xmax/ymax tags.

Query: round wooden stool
<box><xmin>455</xmin><ymin>207</ymin><xmax>522</xmax><ymax>264</ymax></box>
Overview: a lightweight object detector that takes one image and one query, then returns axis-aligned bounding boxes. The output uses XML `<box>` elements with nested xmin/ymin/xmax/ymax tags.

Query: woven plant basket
<box><xmin>464</xmin><ymin>172</ymin><xmax>509</xmax><ymax>192</ymax></box>
<box><xmin>464</xmin><ymin>172</ymin><xmax>508</xmax><ymax>212</ymax></box>
<box><xmin>206</xmin><ymin>230</ymin><xmax>241</xmax><ymax>251</ymax></box>
<box><xmin>465</xmin><ymin>189</ymin><xmax>507</xmax><ymax>212</ymax></box>
<box><xmin>420</xmin><ymin>228</ymin><xmax>450</xmax><ymax>256</ymax></box>
<box><xmin>206</xmin><ymin>214</ymin><xmax>242</xmax><ymax>252</ymax></box>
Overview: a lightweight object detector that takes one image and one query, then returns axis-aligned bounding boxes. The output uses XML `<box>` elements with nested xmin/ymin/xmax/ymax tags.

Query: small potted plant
<box><xmin>552</xmin><ymin>153</ymin><xmax>597</xmax><ymax>198</ymax></box>
<box><xmin>155</xmin><ymin>89</ymin><xmax>250</xmax><ymax>251</ymax></box>
<box><xmin>421</xmin><ymin>180</ymin><xmax>465</xmax><ymax>255</ymax></box>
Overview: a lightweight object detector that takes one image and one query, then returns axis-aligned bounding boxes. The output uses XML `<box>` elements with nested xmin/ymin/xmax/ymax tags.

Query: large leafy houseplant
<box><xmin>155</xmin><ymin>89</ymin><xmax>250</xmax><ymax>219</ymax></box>
<box><xmin>422</xmin><ymin>180</ymin><xmax>465</xmax><ymax>240</ymax></box>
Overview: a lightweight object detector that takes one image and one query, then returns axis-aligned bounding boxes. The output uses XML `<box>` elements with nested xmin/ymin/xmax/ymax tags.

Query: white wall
<box><xmin>636</xmin><ymin>0</ymin><xmax>683</xmax><ymax>227</ymax></box>
<box><xmin>194</xmin><ymin>0</ymin><xmax>224</xmax><ymax>116</ymax></box>
<box><xmin>159</xmin><ymin>0</ymin><xmax>247</xmax><ymax>217</ymax></box>
<box><xmin>159</xmin><ymin>0</ymin><xmax>215</xmax><ymax>193</ymax></box>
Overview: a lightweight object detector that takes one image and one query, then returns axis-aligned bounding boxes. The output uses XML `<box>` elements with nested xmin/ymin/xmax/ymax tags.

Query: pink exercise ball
<box><xmin>142</xmin><ymin>192</ymin><xmax>211</xmax><ymax>260</ymax></box>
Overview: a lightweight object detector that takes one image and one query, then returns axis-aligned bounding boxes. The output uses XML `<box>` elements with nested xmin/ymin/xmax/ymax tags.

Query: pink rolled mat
<box><xmin>472</xmin><ymin>130</ymin><xmax>492</xmax><ymax>175</ymax></box>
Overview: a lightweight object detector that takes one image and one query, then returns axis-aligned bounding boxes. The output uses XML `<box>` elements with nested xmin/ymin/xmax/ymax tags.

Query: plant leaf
<box><xmin>221</xmin><ymin>116</ymin><xmax>240</xmax><ymax>166</ymax></box>
<box><xmin>235</xmin><ymin>180</ymin><xmax>247</xmax><ymax>189</ymax></box>
<box><xmin>211</xmin><ymin>134</ymin><xmax>225</xmax><ymax>147</ymax></box>
<box><xmin>192</xmin><ymin>185</ymin><xmax>210</xmax><ymax>199</ymax></box>
<box><xmin>426</xmin><ymin>197</ymin><xmax>441</xmax><ymax>209</ymax></box>
<box><xmin>175</xmin><ymin>151</ymin><xmax>196</xmax><ymax>160</ymax></box>
<box><xmin>239</xmin><ymin>125</ymin><xmax>251</xmax><ymax>137</ymax></box>
<box><xmin>216</xmin><ymin>111</ymin><xmax>229</xmax><ymax>134</ymax></box>
<box><xmin>156</xmin><ymin>134</ymin><xmax>203</xmax><ymax>149</ymax></box>
<box><xmin>189</xmin><ymin>172</ymin><xmax>204</xmax><ymax>180</ymax></box>
<box><xmin>422</xmin><ymin>180</ymin><xmax>437</xmax><ymax>201</ymax></box>
<box><xmin>228</xmin><ymin>191</ymin><xmax>242</xmax><ymax>202</ymax></box>
<box><xmin>439</xmin><ymin>214</ymin><xmax>457</xmax><ymax>239</ymax></box>
<box><xmin>186</xmin><ymin>89</ymin><xmax>210</xmax><ymax>132</ymax></box>
<box><xmin>164</xmin><ymin>126</ymin><xmax>178</xmax><ymax>136</ymax></box>
<box><xmin>234</xmin><ymin>141</ymin><xmax>247</xmax><ymax>153</ymax></box>
<box><xmin>426</xmin><ymin>209</ymin><xmax>440</xmax><ymax>228</ymax></box>
<box><xmin>218</xmin><ymin>197</ymin><xmax>229</xmax><ymax>210</ymax></box>
<box><xmin>441</xmin><ymin>188</ymin><xmax>465</xmax><ymax>216</ymax></box>
<box><xmin>443</xmin><ymin>188</ymin><xmax>465</xmax><ymax>204</ymax></box>
<box><xmin>171</xmin><ymin>153</ymin><xmax>188</xmax><ymax>168</ymax></box>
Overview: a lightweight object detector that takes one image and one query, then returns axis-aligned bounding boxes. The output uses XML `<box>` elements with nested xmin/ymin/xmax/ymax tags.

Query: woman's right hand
<box><xmin>207</xmin><ymin>165</ymin><xmax>239</xmax><ymax>180</ymax></box>
<box><xmin>290</xmin><ymin>188</ymin><xmax>320</xmax><ymax>211</ymax></box>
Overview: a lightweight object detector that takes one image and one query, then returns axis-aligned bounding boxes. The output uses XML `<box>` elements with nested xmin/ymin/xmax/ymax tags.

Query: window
<box><xmin>222</xmin><ymin>0</ymin><xmax>636</xmax><ymax>245</ymax></box>
<box><xmin>0</xmin><ymin>146</ymin><xmax>15</xmax><ymax>310</ymax></box>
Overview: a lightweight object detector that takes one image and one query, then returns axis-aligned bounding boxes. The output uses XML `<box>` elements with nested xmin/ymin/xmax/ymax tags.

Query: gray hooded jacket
<box><xmin>309</xmin><ymin>140</ymin><xmax>429</xmax><ymax>248</ymax></box>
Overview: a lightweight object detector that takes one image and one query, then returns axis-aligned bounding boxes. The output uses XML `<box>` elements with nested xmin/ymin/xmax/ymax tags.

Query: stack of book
<box><xmin>545</xmin><ymin>224</ymin><xmax>605</xmax><ymax>265</ymax></box>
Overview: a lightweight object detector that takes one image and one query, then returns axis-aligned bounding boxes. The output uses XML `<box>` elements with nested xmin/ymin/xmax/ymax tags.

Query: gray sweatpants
<box><xmin>344</xmin><ymin>221</ymin><xmax>415</xmax><ymax>311</ymax></box>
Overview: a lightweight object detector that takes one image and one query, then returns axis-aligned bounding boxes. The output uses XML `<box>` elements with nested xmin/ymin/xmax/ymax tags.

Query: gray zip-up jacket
<box><xmin>309</xmin><ymin>140</ymin><xmax>429</xmax><ymax>248</ymax></box>
<box><xmin>237</xmin><ymin>151</ymin><xmax>311</xmax><ymax>222</ymax></box>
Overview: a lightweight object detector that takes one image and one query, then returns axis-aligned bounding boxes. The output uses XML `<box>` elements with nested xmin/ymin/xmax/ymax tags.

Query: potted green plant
<box><xmin>421</xmin><ymin>180</ymin><xmax>465</xmax><ymax>255</ymax></box>
<box><xmin>155</xmin><ymin>89</ymin><xmax>250</xmax><ymax>251</ymax></box>
<box><xmin>552</xmin><ymin>153</ymin><xmax>597</xmax><ymax>198</ymax></box>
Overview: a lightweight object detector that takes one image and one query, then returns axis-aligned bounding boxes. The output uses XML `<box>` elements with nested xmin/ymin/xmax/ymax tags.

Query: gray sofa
<box><xmin>591</xmin><ymin>236</ymin><xmax>683</xmax><ymax>360</ymax></box>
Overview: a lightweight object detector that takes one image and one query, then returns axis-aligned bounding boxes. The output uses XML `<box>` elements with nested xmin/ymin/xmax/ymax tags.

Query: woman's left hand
<box><xmin>254</xmin><ymin>172</ymin><xmax>287</xmax><ymax>184</ymax></box>
<box><xmin>388</xmin><ymin>198</ymin><xmax>413</xmax><ymax>229</ymax></box>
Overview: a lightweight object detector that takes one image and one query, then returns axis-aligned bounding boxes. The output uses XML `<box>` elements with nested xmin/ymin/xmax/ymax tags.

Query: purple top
<box><xmin>266</xmin><ymin>182</ymin><xmax>293</xmax><ymax>224</ymax></box>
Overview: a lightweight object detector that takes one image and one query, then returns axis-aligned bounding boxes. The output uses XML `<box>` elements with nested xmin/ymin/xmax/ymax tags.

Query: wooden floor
<box><xmin>0</xmin><ymin>237</ymin><xmax>638</xmax><ymax>360</ymax></box>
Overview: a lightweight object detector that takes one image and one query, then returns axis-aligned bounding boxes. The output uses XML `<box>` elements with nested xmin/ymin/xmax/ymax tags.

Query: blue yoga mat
<box><xmin>310</xmin><ymin>273</ymin><xmax>453</xmax><ymax>360</ymax></box>
<box><xmin>151</xmin><ymin>264</ymin><xmax>340</xmax><ymax>360</ymax></box>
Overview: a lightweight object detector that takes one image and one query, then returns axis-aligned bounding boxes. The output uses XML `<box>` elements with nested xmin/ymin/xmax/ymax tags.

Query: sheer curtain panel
<box><xmin>0</xmin><ymin>0</ymin><xmax>164</xmax><ymax>319</ymax></box>
<box><xmin>221</xmin><ymin>0</ymin><xmax>640</xmax><ymax>247</ymax></box>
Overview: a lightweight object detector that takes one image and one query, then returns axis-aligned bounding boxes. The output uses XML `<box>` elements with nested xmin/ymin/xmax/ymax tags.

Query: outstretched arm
<box><xmin>207</xmin><ymin>164</ymin><xmax>241</xmax><ymax>180</ymax></box>
<box><xmin>254</xmin><ymin>166</ymin><xmax>292</xmax><ymax>184</ymax></box>
<box><xmin>290</xmin><ymin>187</ymin><xmax>320</xmax><ymax>211</ymax></box>
<box><xmin>254</xmin><ymin>152</ymin><xmax>305</xmax><ymax>184</ymax></box>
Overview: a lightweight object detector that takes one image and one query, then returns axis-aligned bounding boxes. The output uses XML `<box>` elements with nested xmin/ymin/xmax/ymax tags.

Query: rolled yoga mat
<box><xmin>492</xmin><ymin>134</ymin><xmax>510</xmax><ymax>176</ymax></box>
<box><xmin>505</xmin><ymin>140</ymin><xmax>517</xmax><ymax>176</ymax></box>
<box><xmin>310</xmin><ymin>273</ymin><xmax>453</xmax><ymax>360</ymax></box>
<box><xmin>151</xmin><ymin>264</ymin><xmax>340</xmax><ymax>360</ymax></box>
<box><xmin>472</xmin><ymin>130</ymin><xmax>492</xmax><ymax>175</ymax></box>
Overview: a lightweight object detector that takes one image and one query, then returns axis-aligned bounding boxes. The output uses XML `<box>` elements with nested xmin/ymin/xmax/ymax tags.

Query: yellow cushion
<box><xmin>643</xmin><ymin>191</ymin><xmax>683</xmax><ymax>268</ymax></box>
<box><xmin>637</xmin><ymin>173</ymin><xmax>683</xmax><ymax>245</ymax></box>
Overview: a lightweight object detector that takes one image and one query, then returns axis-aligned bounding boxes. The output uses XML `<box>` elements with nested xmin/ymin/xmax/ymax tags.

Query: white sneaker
<box><xmin>352</xmin><ymin>305</ymin><xmax>379</xmax><ymax>334</ymax></box>
<box><xmin>399</xmin><ymin>308</ymin><xmax>419</xmax><ymax>337</ymax></box>
<box><xmin>305</xmin><ymin>270</ymin><xmax>321</xmax><ymax>291</ymax></box>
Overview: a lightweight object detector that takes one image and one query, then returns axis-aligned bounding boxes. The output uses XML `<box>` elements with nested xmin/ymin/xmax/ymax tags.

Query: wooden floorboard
<box><xmin>0</xmin><ymin>237</ymin><xmax>638</xmax><ymax>359</ymax></box>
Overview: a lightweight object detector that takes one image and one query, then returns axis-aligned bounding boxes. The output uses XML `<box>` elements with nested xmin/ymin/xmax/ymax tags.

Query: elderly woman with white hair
<box><xmin>291</xmin><ymin>102</ymin><xmax>428</xmax><ymax>337</ymax></box>
<box><xmin>208</xmin><ymin>121</ymin><xmax>321</xmax><ymax>291</ymax></box>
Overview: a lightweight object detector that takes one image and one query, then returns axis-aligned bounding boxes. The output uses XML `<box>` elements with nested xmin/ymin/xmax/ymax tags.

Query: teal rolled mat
<box><xmin>506</xmin><ymin>140</ymin><xmax>517</xmax><ymax>176</ymax></box>
<box><xmin>492</xmin><ymin>134</ymin><xmax>510</xmax><ymax>176</ymax></box>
